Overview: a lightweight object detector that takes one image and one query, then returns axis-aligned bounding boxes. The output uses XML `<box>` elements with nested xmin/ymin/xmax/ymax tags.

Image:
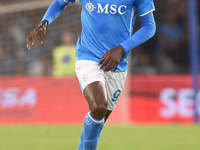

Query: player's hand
<box><xmin>26</xmin><ymin>20</ymin><xmax>48</xmax><ymax>50</ymax></box>
<box><xmin>100</xmin><ymin>45</ymin><xmax>125</xmax><ymax>72</ymax></box>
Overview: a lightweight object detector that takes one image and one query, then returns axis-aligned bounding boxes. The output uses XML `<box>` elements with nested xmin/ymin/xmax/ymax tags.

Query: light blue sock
<box><xmin>77</xmin><ymin>129</ymin><xmax>102</xmax><ymax>150</ymax></box>
<box><xmin>77</xmin><ymin>111</ymin><xmax>105</xmax><ymax>150</ymax></box>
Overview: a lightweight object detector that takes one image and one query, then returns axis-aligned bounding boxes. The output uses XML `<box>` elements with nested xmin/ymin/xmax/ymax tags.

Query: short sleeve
<box><xmin>135</xmin><ymin>0</ymin><xmax>155</xmax><ymax>17</ymax></box>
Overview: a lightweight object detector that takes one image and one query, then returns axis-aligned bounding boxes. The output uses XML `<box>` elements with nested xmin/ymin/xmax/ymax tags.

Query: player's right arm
<box><xmin>26</xmin><ymin>0</ymin><xmax>76</xmax><ymax>50</ymax></box>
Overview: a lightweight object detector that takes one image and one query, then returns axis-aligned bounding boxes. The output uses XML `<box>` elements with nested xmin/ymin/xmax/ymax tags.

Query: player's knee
<box><xmin>91</xmin><ymin>100</ymin><xmax>108</xmax><ymax>120</ymax></box>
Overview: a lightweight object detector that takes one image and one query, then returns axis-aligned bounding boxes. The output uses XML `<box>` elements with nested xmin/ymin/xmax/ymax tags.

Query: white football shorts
<box><xmin>75</xmin><ymin>60</ymin><xmax>127</xmax><ymax>111</ymax></box>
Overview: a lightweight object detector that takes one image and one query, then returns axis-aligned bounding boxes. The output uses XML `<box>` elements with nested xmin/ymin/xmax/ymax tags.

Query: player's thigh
<box><xmin>75</xmin><ymin>60</ymin><xmax>107</xmax><ymax>107</ymax></box>
<box><xmin>105</xmin><ymin>70</ymin><xmax>127</xmax><ymax>111</ymax></box>
<box><xmin>84</xmin><ymin>81</ymin><xmax>107</xmax><ymax>109</ymax></box>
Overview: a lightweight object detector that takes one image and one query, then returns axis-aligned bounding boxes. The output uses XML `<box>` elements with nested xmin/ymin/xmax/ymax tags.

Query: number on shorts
<box><xmin>111</xmin><ymin>90</ymin><xmax>121</xmax><ymax>102</ymax></box>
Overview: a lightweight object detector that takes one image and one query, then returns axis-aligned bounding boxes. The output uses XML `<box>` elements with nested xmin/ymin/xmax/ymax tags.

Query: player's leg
<box><xmin>84</xmin><ymin>81</ymin><xmax>107</xmax><ymax>120</ymax></box>
<box><xmin>77</xmin><ymin>81</ymin><xmax>107</xmax><ymax>150</ymax></box>
<box><xmin>78</xmin><ymin>70</ymin><xmax>127</xmax><ymax>149</ymax></box>
<box><xmin>75</xmin><ymin>60</ymin><xmax>107</xmax><ymax>150</ymax></box>
<box><xmin>79</xmin><ymin>70</ymin><xmax>127</xmax><ymax>149</ymax></box>
<box><xmin>82</xmin><ymin>81</ymin><xmax>107</xmax><ymax>150</ymax></box>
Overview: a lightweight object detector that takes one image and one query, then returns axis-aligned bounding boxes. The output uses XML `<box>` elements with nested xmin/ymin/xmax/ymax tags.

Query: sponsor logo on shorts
<box><xmin>82</xmin><ymin>74</ymin><xmax>88</xmax><ymax>82</ymax></box>
<box><xmin>111</xmin><ymin>90</ymin><xmax>121</xmax><ymax>102</ymax></box>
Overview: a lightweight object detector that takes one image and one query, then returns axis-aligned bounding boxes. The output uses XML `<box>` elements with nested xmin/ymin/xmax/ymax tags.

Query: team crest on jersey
<box><xmin>85</xmin><ymin>0</ymin><xmax>96</xmax><ymax>13</ymax></box>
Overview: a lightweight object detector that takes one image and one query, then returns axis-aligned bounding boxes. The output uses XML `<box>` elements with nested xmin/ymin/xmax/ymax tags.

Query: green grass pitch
<box><xmin>0</xmin><ymin>124</ymin><xmax>200</xmax><ymax>150</ymax></box>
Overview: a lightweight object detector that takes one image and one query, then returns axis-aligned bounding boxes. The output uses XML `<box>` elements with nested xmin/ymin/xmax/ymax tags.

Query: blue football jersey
<box><xmin>65</xmin><ymin>0</ymin><xmax>155</xmax><ymax>71</ymax></box>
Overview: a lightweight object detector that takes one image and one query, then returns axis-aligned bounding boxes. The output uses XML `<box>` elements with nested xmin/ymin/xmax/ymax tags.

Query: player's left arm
<box><xmin>120</xmin><ymin>12</ymin><xmax>156</xmax><ymax>52</ymax></box>
<box><xmin>100</xmin><ymin>12</ymin><xmax>156</xmax><ymax>71</ymax></box>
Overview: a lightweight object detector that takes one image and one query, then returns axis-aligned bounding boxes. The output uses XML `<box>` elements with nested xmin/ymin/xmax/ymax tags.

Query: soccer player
<box><xmin>27</xmin><ymin>0</ymin><xmax>156</xmax><ymax>149</ymax></box>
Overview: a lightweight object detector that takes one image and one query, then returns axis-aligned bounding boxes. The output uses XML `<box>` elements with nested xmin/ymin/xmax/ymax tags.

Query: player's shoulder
<box><xmin>134</xmin><ymin>0</ymin><xmax>155</xmax><ymax>16</ymax></box>
<box><xmin>134</xmin><ymin>0</ymin><xmax>155</xmax><ymax>8</ymax></box>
